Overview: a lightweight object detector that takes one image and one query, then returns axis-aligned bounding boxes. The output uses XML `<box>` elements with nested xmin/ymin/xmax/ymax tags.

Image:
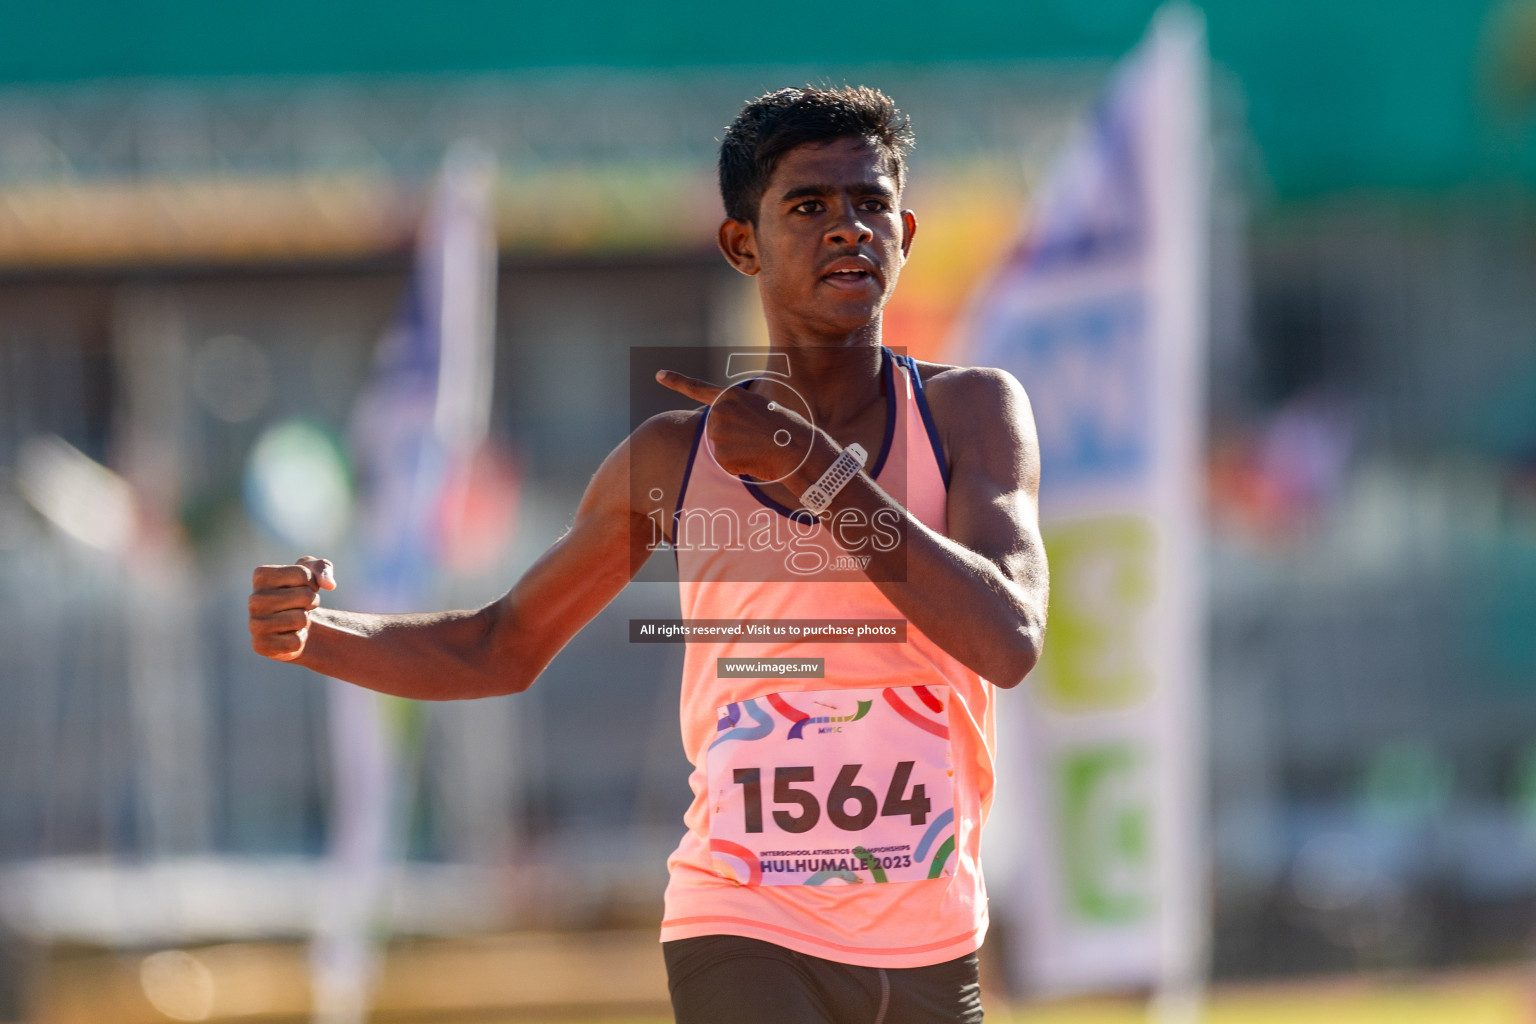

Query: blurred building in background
<box><xmin>2</xmin><ymin>0</ymin><xmax>1536</xmax><ymax>1018</ymax></box>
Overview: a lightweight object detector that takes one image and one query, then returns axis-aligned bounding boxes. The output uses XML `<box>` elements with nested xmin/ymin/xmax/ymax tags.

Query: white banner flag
<box><xmin>311</xmin><ymin>140</ymin><xmax>499</xmax><ymax>1024</ymax></box>
<box><xmin>968</xmin><ymin>5</ymin><xmax>1208</xmax><ymax>1001</ymax></box>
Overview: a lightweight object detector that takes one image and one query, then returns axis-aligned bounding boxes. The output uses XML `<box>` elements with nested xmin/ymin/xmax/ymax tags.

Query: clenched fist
<box><xmin>249</xmin><ymin>556</ymin><xmax>336</xmax><ymax>662</ymax></box>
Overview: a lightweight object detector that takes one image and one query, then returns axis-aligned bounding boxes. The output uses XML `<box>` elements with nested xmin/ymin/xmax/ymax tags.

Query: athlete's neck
<box><xmin>755</xmin><ymin>329</ymin><xmax>886</xmax><ymax>432</ymax></box>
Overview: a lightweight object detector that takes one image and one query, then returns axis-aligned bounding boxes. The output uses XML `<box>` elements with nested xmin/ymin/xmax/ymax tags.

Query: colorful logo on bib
<box><xmin>915</xmin><ymin>807</ymin><xmax>957</xmax><ymax>879</ymax></box>
<box><xmin>881</xmin><ymin>685</ymin><xmax>949</xmax><ymax>739</ymax></box>
<box><xmin>711</xmin><ymin>699</ymin><xmax>775</xmax><ymax>750</ymax></box>
<box><xmin>768</xmin><ymin>692</ymin><xmax>872</xmax><ymax>739</ymax></box>
<box><xmin>709</xmin><ymin>839</ymin><xmax>762</xmax><ymax>886</ymax></box>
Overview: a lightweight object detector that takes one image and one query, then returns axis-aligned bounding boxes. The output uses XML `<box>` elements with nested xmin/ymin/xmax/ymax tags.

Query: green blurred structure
<box><xmin>5</xmin><ymin>0</ymin><xmax>1536</xmax><ymax>198</ymax></box>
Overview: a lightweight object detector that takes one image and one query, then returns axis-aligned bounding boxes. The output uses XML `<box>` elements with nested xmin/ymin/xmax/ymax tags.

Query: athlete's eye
<box><xmin>860</xmin><ymin>198</ymin><xmax>890</xmax><ymax>212</ymax></box>
<box><xmin>793</xmin><ymin>199</ymin><xmax>825</xmax><ymax>214</ymax></box>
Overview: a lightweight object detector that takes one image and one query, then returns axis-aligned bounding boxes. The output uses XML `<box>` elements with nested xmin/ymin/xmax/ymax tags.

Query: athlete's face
<box><xmin>719</xmin><ymin>137</ymin><xmax>917</xmax><ymax>341</ymax></box>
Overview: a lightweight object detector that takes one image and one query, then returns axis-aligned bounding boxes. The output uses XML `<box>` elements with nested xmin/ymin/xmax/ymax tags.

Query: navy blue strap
<box><xmin>891</xmin><ymin>349</ymin><xmax>951</xmax><ymax>488</ymax></box>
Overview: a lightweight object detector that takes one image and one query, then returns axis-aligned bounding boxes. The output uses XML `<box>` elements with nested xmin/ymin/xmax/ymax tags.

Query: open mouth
<box><xmin>822</xmin><ymin>268</ymin><xmax>874</xmax><ymax>286</ymax></box>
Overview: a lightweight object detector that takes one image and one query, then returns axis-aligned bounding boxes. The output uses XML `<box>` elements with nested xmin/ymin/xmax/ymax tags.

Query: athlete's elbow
<box><xmin>473</xmin><ymin>604</ymin><xmax>554</xmax><ymax>697</ymax></box>
<box><xmin>479</xmin><ymin>650</ymin><xmax>540</xmax><ymax>697</ymax></box>
<box><xmin>460</xmin><ymin>603</ymin><xmax>534</xmax><ymax>697</ymax></box>
<box><xmin>989</xmin><ymin>621</ymin><xmax>1043</xmax><ymax>690</ymax></box>
<box><xmin>494</xmin><ymin>663</ymin><xmax>537</xmax><ymax>696</ymax></box>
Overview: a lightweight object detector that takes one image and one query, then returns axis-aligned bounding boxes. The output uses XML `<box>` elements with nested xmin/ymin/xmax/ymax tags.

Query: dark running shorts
<box><xmin>663</xmin><ymin>934</ymin><xmax>984</xmax><ymax>1024</ymax></box>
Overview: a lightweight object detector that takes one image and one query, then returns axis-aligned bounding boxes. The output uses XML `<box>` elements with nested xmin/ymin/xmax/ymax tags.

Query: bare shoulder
<box><xmin>623</xmin><ymin>408</ymin><xmax>705</xmax><ymax>543</ymax></box>
<box><xmin>629</xmin><ymin>407</ymin><xmax>705</xmax><ymax>460</ymax></box>
<box><xmin>911</xmin><ymin>359</ymin><xmax>1034</xmax><ymax>442</ymax></box>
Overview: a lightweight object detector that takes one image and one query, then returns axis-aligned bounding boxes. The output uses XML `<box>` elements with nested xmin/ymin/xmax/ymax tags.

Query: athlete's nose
<box><xmin>824</xmin><ymin>199</ymin><xmax>874</xmax><ymax>247</ymax></box>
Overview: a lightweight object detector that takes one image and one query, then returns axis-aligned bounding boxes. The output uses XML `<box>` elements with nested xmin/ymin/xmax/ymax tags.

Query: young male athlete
<box><xmin>249</xmin><ymin>86</ymin><xmax>1048</xmax><ymax>1023</ymax></box>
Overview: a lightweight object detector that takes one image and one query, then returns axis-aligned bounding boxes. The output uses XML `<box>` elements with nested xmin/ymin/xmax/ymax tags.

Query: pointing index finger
<box><xmin>656</xmin><ymin>370</ymin><xmax>725</xmax><ymax>406</ymax></box>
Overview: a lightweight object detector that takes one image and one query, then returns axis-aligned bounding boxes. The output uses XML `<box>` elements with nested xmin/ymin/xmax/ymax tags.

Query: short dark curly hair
<box><xmin>718</xmin><ymin>85</ymin><xmax>915</xmax><ymax>224</ymax></box>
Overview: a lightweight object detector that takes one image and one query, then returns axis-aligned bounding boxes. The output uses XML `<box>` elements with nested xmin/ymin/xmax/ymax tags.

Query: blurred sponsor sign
<box><xmin>968</xmin><ymin>5</ymin><xmax>1208</xmax><ymax>999</ymax></box>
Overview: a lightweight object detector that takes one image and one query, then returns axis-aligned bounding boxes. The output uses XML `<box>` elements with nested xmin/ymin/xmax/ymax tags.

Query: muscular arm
<box><xmin>794</xmin><ymin>366</ymin><xmax>1047</xmax><ymax>688</ymax></box>
<box><xmin>248</xmin><ymin>413</ymin><xmax>695</xmax><ymax>699</ymax></box>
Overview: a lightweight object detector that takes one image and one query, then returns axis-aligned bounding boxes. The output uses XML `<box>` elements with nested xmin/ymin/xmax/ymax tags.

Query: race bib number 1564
<box><xmin>706</xmin><ymin>686</ymin><xmax>957</xmax><ymax>887</ymax></box>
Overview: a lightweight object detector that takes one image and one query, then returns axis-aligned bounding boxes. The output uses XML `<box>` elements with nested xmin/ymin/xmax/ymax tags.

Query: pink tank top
<box><xmin>660</xmin><ymin>347</ymin><xmax>997</xmax><ymax>968</ymax></box>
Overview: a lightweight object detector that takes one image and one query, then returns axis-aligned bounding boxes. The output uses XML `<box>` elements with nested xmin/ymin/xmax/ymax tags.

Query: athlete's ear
<box><xmin>718</xmin><ymin>218</ymin><xmax>760</xmax><ymax>276</ymax></box>
<box><xmin>900</xmin><ymin>210</ymin><xmax>918</xmax><ymax>259</ymax></box>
